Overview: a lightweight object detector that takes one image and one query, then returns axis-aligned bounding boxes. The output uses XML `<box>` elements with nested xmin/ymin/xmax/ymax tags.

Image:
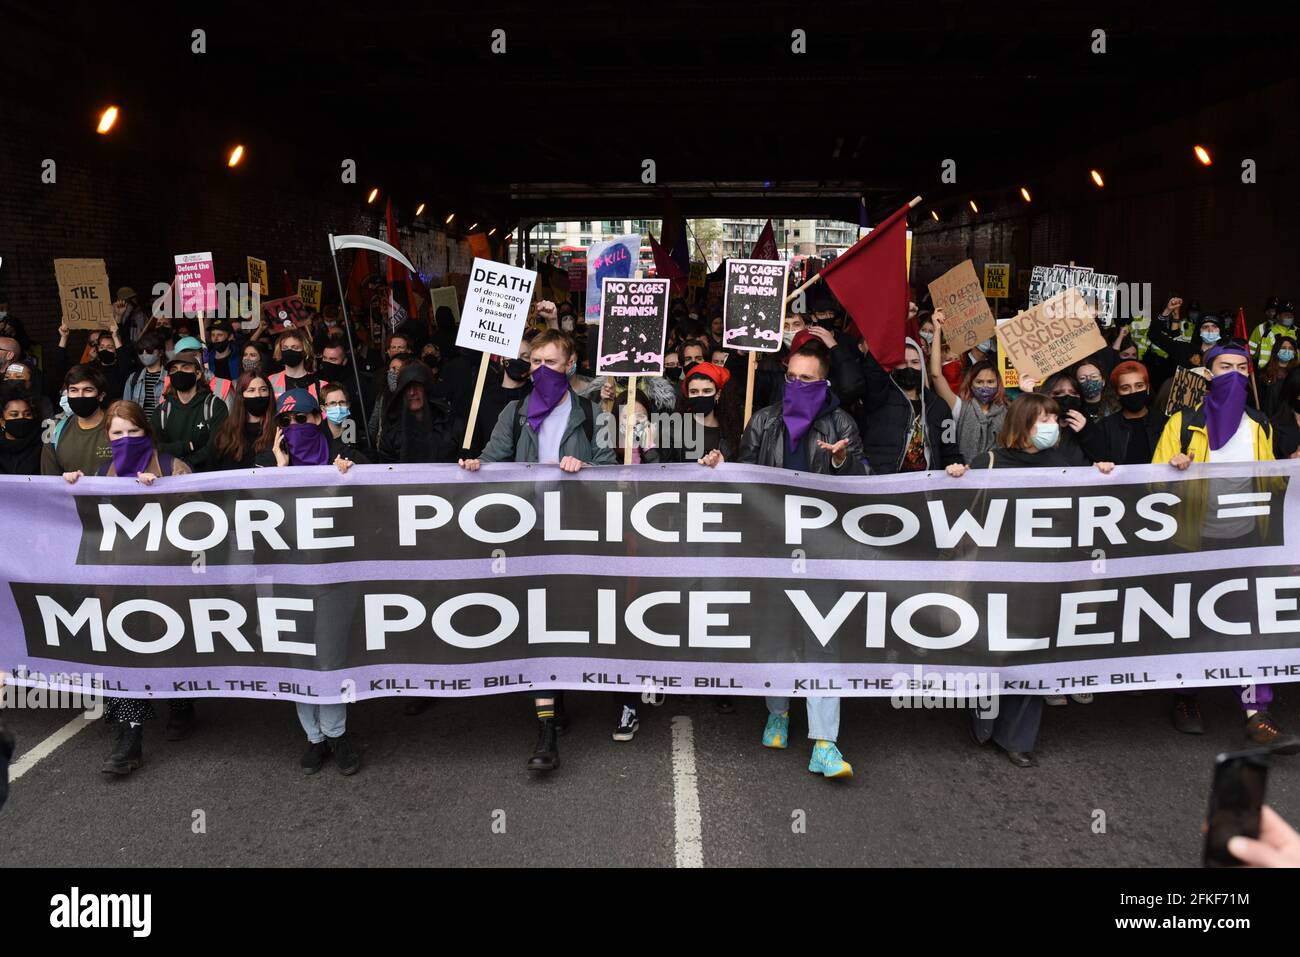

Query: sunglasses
<box><xmin>275</xmin><ymin>412</ymin><xmax>312</xmax><ymax>426</ymax></box>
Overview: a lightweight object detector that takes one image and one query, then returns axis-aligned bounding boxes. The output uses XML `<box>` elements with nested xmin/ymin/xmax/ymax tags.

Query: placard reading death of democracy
<box><xmin>455</xmin><ymin>258</ymin><xmax>537</xmax><ymax>355</ymax></box>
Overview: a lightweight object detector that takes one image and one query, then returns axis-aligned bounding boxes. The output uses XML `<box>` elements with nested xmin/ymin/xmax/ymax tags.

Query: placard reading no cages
<box><xmin>596</xmin><ymin>277</ymin><xmax>671</xmax><ymax>376</ymax></box>
<box><xmin>722</xmin><ymin>258</ymin><xmax>788</xmax><ymax>352</ymax></box>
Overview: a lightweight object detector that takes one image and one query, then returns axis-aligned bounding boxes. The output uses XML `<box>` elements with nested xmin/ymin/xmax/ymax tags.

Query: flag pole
<box><xmin>785</xmin><ymin>195</ymin><xmax>922</xmax><ymax>305</ymax></box>
<box><xmin>327</xmin><ymin>235</ymin><xmax>374</xmax><ymax>449</ymax></box>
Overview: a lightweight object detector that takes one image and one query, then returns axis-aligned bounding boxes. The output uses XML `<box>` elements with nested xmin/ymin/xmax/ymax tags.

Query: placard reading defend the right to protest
<box><xmin>722</xmin><ymin>259</ymin><xmax>788</xmax><ymax>351</ymax></box>
<box><xmin>996</xmin><ymin>287</ymin><xmax>1105</xmax><ymax>381</ymax></box>
<box><xmin>927</xmin><ymin>259</ymin><xmax>995</xmax><ymax>354</ymax></box>
<box><xmin>597</xmin><ymin>277</ymin><xmax>671</xmax><ymax>376</ymax></box>
<box><xmin>456</xmin><ymin>258</ymin><xmax>536</xmax><ymax>356</ymax></box>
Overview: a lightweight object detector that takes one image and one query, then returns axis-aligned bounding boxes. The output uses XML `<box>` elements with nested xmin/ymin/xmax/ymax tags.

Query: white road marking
<box><xmin>671</xmin><ymin>714</ymin><xmax>704</xmax><ymax>868</ymax></box>
<box><xmin>8</xmin><ymin>712</ymin><xmax>97</xmax><ymax>782</ymax></box>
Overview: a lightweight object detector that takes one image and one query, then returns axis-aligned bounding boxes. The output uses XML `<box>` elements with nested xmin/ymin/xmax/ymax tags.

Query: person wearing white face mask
<box><xmin>123</xmin><ymin>331</ymin><xmax>168</xmax><ymax>417</ymax></box>
<box><xmin>945</xmin><ymin>393</ymin><xmax>1115</xmax><ymax>766</ymax></box>
<box><xmin>1249</xmin><ymin>299</ymin><xmax>1296</xmax><ymax>367</ymax></box>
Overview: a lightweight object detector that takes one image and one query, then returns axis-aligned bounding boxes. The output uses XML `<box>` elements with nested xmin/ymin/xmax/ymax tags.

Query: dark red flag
<box><xmin>750</xmin><ymin>219</ymin><xmax>778</xmax><ymax>260</ymax></box>
<box><xmin>817</xmin><ymin>203</ymin><xmax>910</xmax><ymax>368</ymax></box>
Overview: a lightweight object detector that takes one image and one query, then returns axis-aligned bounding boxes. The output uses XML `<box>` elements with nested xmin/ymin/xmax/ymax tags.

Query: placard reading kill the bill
<box><xmin>455</xmin><ymin>258</ymin><xmax>537</xmax><ymax>355</ymax></box>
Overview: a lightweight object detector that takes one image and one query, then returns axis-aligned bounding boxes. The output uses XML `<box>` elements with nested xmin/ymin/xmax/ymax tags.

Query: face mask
<box><xmin>140</xmin><ymin>351</ymin><xmax>161</xmax><ymax>367</ymax></box>
<box><xmin>504</xmin><ymin>358</ymin><xmax>531</xmax><ymax>381</ymax></box>
<box><xmin>977</xmin><ymin>339</ymin><xmax>995</xmax><ymax>353</ymax></box>
<box><xmin>664</xmin><ymin>366</ymin><xmax>682</xmax><ymax>381</ymax></box>
<box><xmin>972</xmin><ymin>385</ymin><xmax>998</xmax><ymax>404</ymax></box>
<box><xmin>1277</xmin><ymin>349</ymin><xmax>1296</xmax><ymax>363</ymax></box>
<box><xmin>1078</xmin><ymin>378</ymin><xmax>1104</xmax><ymax>399</ymax></box>
<box><xmin>280</xmin><ymin>348</ymin><xmax>305</xmax><ymax>368</ymax></box>
<box><xmin>169</xmin><ymin>370</ymin><xmax>198</xmax><ymax>392</ymax></box>
<box><xmin>782</xmin><ymin>329</ymin><xmax>796</xmax><ymax>348</ymax></box>
<box><xmin>685</xmin><ymin>394</ymin><xmax>717</xmax><ymax>416</ymax></box>
<box><xmin>560</xmin><ymin>318</ymin><xmax>575</xmax><ymax>333</ymax></box>
<box><xmin>566</xmin><ymin>359</ymin><xmax>577</xmax><ymax>378</ymax></box>
<box><xmin>1119</xmin><ymin>390</ymin><xmax>1149</xmax><ymax>412</ymax></box>
<box><xmin>244</xmin><ymin>395</ymin><xmax>271</xmax><ymax>417</ymax></box>
<box><xmin>68</xmin><ymin>395</ymin><xmax>100</xmax><ymax>418</ymax></box>
<box><xmin>1053</xmin><ymin>393</ymin><xmax>1082</xmax><ymax>415</ymax></box>
<box><xmin>318</xmin><ymin>361</ymin><xmax>345</xmax><ymax>381</ymax></box>
<box><xmin>0</xmin><ymin>310</ymin><xmax>7</xmax><ymax>319</ymax></box>
<box><xmin>3</xmin><ymin>418</ymin><xmax>37</xmax><ymax>439</ymax></box>
<box><xmin>919</xmin><ymin>330</ymin><xmax>934</xmax><ymax>345</ymax></box>
<box><xmin>1200</xmin><ymin>330</ymin><xmax>1220</xmax><ymax>345</ymax></box>
<box><xmin>324</xmin><ymin>405</ymin><xmax>351</xmax><ymax>424</ymax></box>
<box><xmin>59</xmin><ymin>393</ymin><xmax>72</xmax><ymax>416</ymax></box>
<box><xmin>683</xmin><ymin>360</ymin><xmax>700</xmax><ymax>378</ymax></box>
<box><xmin>211</xmin><ymin>339</ymin><xmax>230</xmax><ymax>354</ymax></box>
<box><xmin>387</xmin><ymin>369</ymin><xmax>400</xmax><ymax>392</ymax></box>
<box><xmin>97</xmin><ymin>351</ymin><xmax>117</xmax><ymax>366</ymax></box>
<box><xmin>891</xmin><ymin>367</ymin><xmax>922</xmax><ymax>392</ymax></box>
<box><xmin>242</xmin><ymin>357</ymin><xmax>260</xmax><ymax>372</ymax></box>
<box><xmin>1031</xmin><ymin>421</ymin><xmax>1060</xmax><ymax>450</ymax></box>
<box><xmin>1281</xmin><ymin>316</ymin><xmax>1294</xmax><ymax>328</ymax></box>
<box><xmin>110</xmin><ymin>434</ymin><xmax>154</xmax><ymax>478</ymax></box>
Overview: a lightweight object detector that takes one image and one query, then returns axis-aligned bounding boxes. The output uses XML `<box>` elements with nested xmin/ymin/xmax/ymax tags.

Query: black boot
<box><xmin>527</xmin><ymin>718</ymin><xmax>559</xmax><ymax>773</ymax></box>
<box><xmin>102</xmin><ymin>724</ymin><xmax>143</xmax><ymax>776</ymax></box>
<box><xmin>164</xmin><ymin>701</ymin><xmax>196</xmax><ymax>741</ymax></box>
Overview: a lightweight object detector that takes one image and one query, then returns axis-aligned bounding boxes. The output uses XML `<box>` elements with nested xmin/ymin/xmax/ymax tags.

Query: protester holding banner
<box><xmin>927</xmin><ymin>315</ymin><xmax>1007</xmax><ymax>463</ymax></box>
<box><xmin>149</xmin><ymin>338</ymin><xmax>229</xmax><ymax>470</ymax></box>
<box><xmin>848</xmin><ymin>332</ymin><xmax>960</xmax><ymax>474</ymax></box>
<box><xmin>0</xmin><ymin>385</ymin><xmax>42</xmax><ymax>475</ymax></box>
<box><xmin>459</xmin><ymin>329</ymin><xmax>616</xmax><ymax>773</ymax></box>
<box><xmin>41</xmin><ymin>365</ymin><xmax>113</xmax><ymax>479</ymax></box>
<box><xmin>268</xmin><ymin>330</ymin><xmax>320</xmax><ymax>399</ymax></box>
<box><xmin>1151</xmin><ymin>341</ymin><xmax>1296</xmax><ymax>749</ymax></box>
<box><xmin>721</xmin><ymin>336</ymin><xmax>862</xmax><ymax>778</ymax></box>
<box><xmin>376</xmin><ymin>363</ymin><xmax>459</xmax><ymax>465</ymax></box>
<box><xmin>209</xmin><ymin>374</ymin><xmax>275</xmax><ymax>470</ymax></box>
<box><xmin>1096</xmin><ymin>361</ymin><xmax>1167</xmax><ymax>465</ymax></box>
<box><xmin>1029</xmin><ymin>372</ymin><xmax>1109</xmax><ymax>465</ymax></box>
<box><xmin>466</xmin><ymin>337</ymin><xmax>535</xmax><ymax>458</ymax></box>
<box><xmin>946</xmin><ymin>393</ymin><xmax>1116</xmax><ymax>765</ymax></box>
<box><xmin>1273</xmin><ymin>368</ymin><xmax>1300</xmax><ymax>459</ymax></box>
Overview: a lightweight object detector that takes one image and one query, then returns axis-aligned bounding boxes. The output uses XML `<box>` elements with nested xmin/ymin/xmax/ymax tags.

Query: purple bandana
<box><xmin>783</xmin><ymin>378</ymin><xmax>829</xmax><ymax>453</ymax></box>
<box><xmin>284</xmin><ymin>422</ymin><xmax>331</xmax><ymax>466</ymax></box>
<box><xmin>110</xmin><ymin>435</ymin><xmax>154</xmax><ymax>477</ymax></box>
<box><xmin>1203</xmin><ymin>369</ymin><xmax>1249</xmax><ymax>451</ymax></box>
<box><xmin>527</xmin><ymin>365</ymin><xmax>569</xmax><ymax>432</ymax></box>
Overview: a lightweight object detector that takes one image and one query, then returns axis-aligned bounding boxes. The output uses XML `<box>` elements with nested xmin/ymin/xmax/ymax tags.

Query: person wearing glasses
<box><xmin>258</xmin><ymin>388</ymin><xmax>366</xmax><ymax>775</ymax></box>
<box><xmin>706</xmin><ymin>334</ymin><xmax>864</xmax><ymax>779</ymax></box>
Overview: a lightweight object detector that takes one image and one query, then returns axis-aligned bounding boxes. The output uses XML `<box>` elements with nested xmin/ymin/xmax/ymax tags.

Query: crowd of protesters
<box><xmin>0</xmin><ymin>276</ymin><xmax>1298</xmax><ymax>784</ymax></box>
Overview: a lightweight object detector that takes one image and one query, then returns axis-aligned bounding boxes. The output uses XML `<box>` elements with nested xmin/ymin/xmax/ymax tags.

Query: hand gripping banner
<box><xmin>2</xmin><ymin>462</ymin><xmax>1299</xmax><ymax>705</ymax></box>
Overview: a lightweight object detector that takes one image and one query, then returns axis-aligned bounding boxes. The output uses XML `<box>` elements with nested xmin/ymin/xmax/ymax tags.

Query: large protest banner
<box><xmin>722</xmin><ymin>259</ymin><xmax>787</xmax><ymax>351</ymax></box>
<box><xmin>261</xmin><ymin>294</ymin><xmax>312</xmax><ymax>329</ymax></box>
<box><xmin>584</xmin><ymin>235</ymin><xmax>640</xmax><ymax>323</ymax></box>
<box><xmin>996</xmin><ymin>288</ymin><xmax>1107</xmax><ymax>381</ymax></box>
<box><xmin>3</xmin><ymin>462</ymin><xmax>1299</xmax><ymax>705</ymax></box>
<box><xmin>54</xmin><ymin>259</ymin><xmax>116</xmax><ymax>330</ymax></box>
<box><xmin>927</xmin><ymin>260</ymin><xmax>996</xmax><ymax>354</ymax></box>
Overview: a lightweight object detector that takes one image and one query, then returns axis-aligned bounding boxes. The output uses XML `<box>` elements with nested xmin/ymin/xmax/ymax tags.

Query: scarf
<box><xmin>284</xmin><ymin>422</ymin><xmax>331</xmax><ymax>465</ymax></box>
<box><xmin>782</xmin><ymin>378</ymin><xmax>829</xmax><ymax>454</ymax></box>
<box><xmin>527</xmin><ymin>365</ymin><xmax>569</xmax><ymax>432</ymax></box>
<box><xmin>110</xmin><ymin>435</ymin><xmax>154</xmax><ymax>477</ymax></box>
<box><xmin>956</xmin><ymin>400</ymin><xmax>1007</xmax><ymax>463</ymax></box>
<box><xmin>1203</xmin><ymin>371</ymin><xmax>1248</xmax><ymax>451</ymax></box>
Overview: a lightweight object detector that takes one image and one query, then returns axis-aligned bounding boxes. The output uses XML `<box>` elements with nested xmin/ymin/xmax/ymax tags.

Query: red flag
<box><xmin>750</xmin><ymin>219</ymin><xmax>779</xmax><ymax>260</ymax></box>
<box><xmin>817</xmin><ymin>203</ymin><xmax>911</xmax><ymax>368</ymax></box>
<box><xmin>649</xmin><ymin>233</ymin><xmax>687</xmax><ymax>296</ymax></box>
<box><xmin>346</xmin><ymin>249</ymin><xmax>375</xmax><ymax>312</ymax></box>
<box><xmin>281</xmin><ymin>268</ymin><xmax>294</xmax><ymax>297</ymax></box>
<box><xmin>1233</xmin><ymin>306</ymin><xmax>1249</xmax><ymax>344</ymax></box>
<box><xmin>385</xmin><ymin>198</ymin><xmax>421</xmax><ymax>321</ymax></box>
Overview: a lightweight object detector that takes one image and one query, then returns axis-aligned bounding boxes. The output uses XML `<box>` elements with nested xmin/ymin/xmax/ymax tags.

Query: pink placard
<box><xmin>174</xmin><ymin>251</ymin><xmax>215</xmax><ymax>315</ymax></box>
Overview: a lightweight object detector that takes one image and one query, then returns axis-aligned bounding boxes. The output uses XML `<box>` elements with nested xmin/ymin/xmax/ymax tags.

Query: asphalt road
<box><xmin>2</xmin><ymin>687</ymin><xmax>1297</xmax><ymax>867</ymax></box>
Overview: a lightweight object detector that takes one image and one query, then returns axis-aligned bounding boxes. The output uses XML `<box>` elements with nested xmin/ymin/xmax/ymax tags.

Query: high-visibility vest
<box><xmin>269</xmin><ymin>370</ymin><xmax>319</xmax><ymax>399</ymax></box>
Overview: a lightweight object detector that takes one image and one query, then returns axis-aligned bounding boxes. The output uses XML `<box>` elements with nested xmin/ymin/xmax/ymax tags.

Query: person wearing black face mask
<box><xmin>42</xmin><ymin>365</ymin><xmax>113</xmax><ymax>478</ymax></box>
<box><xmin>1037</xmin><ymin>371</ymin><xmax>1108</xmax><ymax>465</ymax></box>
<box><xmin>1272</xmin><ymin>366</ymin><xmax>1300</xmax><ymax>460</ymax></box>
<box><xmin>204</xmin><ymin>320</ymin><xmax>241</xmax><ymax>382</ymax></box>
<box><xmin>149</xmin><ymin>341</ymin><xmax>229</xmax><ymax>470</ymax></box>
<box><xmin>210</xmin><ymin>374</ymin><xmax>276</xmax><ymax>469</ymax></box>
<box><xmin>0</xmin><ymin>389</ymin><xmax>42</xmax><ymax>474</ymax></box>
<box><xmin>58</xmin><ymin>325</ymin><xmax>132</xmax><ymax>401</ymax></box>
<box><xmin>1097</xmin><ymin>361</ymin><xmax>1166</xmax><ymax>465</ymax></box>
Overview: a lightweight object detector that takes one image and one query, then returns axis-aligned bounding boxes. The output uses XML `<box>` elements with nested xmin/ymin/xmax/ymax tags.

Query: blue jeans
<box><xmin>296</xmin><ymin>703</ymin><xmax>347</xmax><ymax>743</ymax></box>
<box><xmin>766</xmin><ymin>696</ymin><xmax>840</xmax><ymax>743</ymax></box>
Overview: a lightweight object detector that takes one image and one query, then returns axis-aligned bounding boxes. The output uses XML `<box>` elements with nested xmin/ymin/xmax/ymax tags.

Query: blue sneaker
<box><xmin>808</xmin><ymin>740</ymin><xmax>853</xmax><ymax>779</ymax></box>
<box><xmin>762</xmin><ymin>711</ymin><xmax>790</xmax><ymax>749</ymax></box>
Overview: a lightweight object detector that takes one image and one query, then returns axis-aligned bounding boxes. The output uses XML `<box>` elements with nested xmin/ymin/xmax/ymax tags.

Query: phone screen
<box><xmin>1204</xmin><ymin>750</ymin><xmax>1269</xmax><ymax>867</ymax></box>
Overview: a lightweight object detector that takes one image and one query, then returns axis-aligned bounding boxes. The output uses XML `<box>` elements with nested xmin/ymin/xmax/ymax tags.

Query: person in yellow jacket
<box><xmin>1152</xmin><ymin>342</ymin><xmax>1298</xmax><ymax>753</ymax></box>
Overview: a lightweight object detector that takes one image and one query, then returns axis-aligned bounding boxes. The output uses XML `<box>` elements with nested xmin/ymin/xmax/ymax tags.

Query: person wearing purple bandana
<box><xmin>1153</xmin><ymin>342</ymin><xmax>1298</xmax><ymax>752</ymax></box>
<box><xmin>258</xmin><ymin>388</ymin><xmax>366</xmax><ymax>775</ymax></box>
<box><xmin>712</xmin><ymin>336</ymin><xmax>864</xmax><ymax>779</ymax></box>
<box><xmin>64</xmin><ymin>400</ymin><xmax>191</xmax><ymax>775</ymax></box>
<box><xmin>459</xmin><ymin>329</ymin><xmax>615</xmax><ymax>774</ymax></box>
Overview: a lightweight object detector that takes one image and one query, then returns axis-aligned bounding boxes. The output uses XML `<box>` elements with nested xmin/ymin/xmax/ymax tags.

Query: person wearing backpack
<box><xmin>41</xmin><ymin>364</ymin><xmax>114</xmax><ymax>478</ymax></box>
<box><xmin>149</xmin><ymin>337</ymin><xmax>228</xmax><ymax>471</ymax></box>
<box><xmin>458</xmin><ymin>328</ymin><xmax>616</xmax><ymax>774</ymax></box>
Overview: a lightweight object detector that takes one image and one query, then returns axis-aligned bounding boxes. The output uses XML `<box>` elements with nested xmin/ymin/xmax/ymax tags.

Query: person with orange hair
<box><xmin>1096</xmin><ymin>360</ymin><xmax>1167</xmax><ymax>464</ymax></box>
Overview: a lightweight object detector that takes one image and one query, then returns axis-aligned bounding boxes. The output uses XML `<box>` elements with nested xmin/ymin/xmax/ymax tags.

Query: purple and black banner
<box><xmin>3</xmin><ymin>461</ymin><xmax>1299</xmax><ymax>704</ymax></box>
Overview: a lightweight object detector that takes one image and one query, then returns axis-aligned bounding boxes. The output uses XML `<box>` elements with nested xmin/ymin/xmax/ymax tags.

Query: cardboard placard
<box><xmin>455</xmin><ymin>258</ymin><xmax>536</xmax><ymax>356</ymax></box>
<box><xmin>995</xmin><ymin>332</ymin><xmax>1020</xmax><ymax>390</ymax></box>
<box><xmin>54</xmin><ymin>258</ymin><xmax>115</xmax><ymax>330</ymax></box>
<box><xmin>1029</xmin><ymin>263</ymin><xmax>1118</xmax><ymax>323</ymax></box>
<box><xmin>996</xmin><ymin>288</ymin><xmax>1105</xmax><ymax>381</ymax></box>
<box><xmin>584</xmin><ymin>235</ymin><xmax>639</xmax><ymax>324</ymax></box>
<box><xmin>429</xmin><ymin>286</ymin><xmax>461</xmax><ymax>329</ymax></box>
<box><xmin>247</xmin><ymin>256</ymin><xmax>269</xmax><ymax>297</ymax></box>
<box><xmin>596</xmin><ymin>277</ymin><xmax>671</xmax><ymax>376</ymax></box>
<box><xmin>983</xmin><ymin>262</ymin><xmax>1010</xmax><ymax>299</ymax></box>
<box><xmin>298</xmin><ymin>279</ymin><xmax>322</xmax><ymax>311</ymax></box>
<box><xmin>927</xmin><ymin>260</ymin><xmax>996</xmax><ymax>355</ymax></box>
<box><xmin>1165</xmin><ymin>366</ymin><xmax>1210</xmax><ymax>417</ymax></box>
<box><xmin>722</xmin><ymin>259</ymin><xmax>788</xmax><ymax>352</ymax></box>
<box><xmin>174</xmin><ymin>251</ymin><xmax>215</xmax><ymax>315</ymax></box>
<box><xmin>261</xmin><ymin>295</ymin><xmax>312</xmax><ymax>329</ymax></box>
